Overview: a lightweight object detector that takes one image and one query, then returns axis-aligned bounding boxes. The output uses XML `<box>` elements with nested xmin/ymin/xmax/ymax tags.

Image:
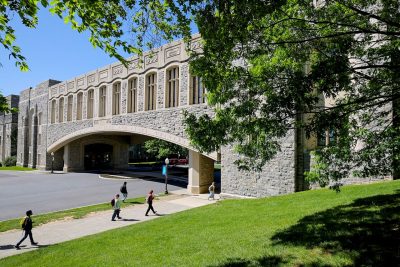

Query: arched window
<box><xmin>145</xmin><ymin>73</ymin><xmax>157</xmax><ymax>111</ymax></box>
<box><xmin>58</xmin><ymin>97</ymin><xmax>64</xmax><ymax>123</ymax></box>
<box><xmin>190</xmin><ymin>76</ymin><xmax>205</xmax><ymax>104</ymax></box>
<box><xmin>166</xmin><ymin>67</ymin><xmax>179</xmax><ymax>108</ymax></box>
<box><xmin>67</xmin><ymin>95</ymin><xmax>73</xmax><ymax>121</ymax></box>
<box><xmin>99</xmin><ymin>86</ymin><xmax>107</xmax><ymax>117</ymax></box>
<box><xmin>51</xmin><ymin>100</ymin><xmax>56</xmax><ymax>123</ymax></box>
<box><xmin>112</xmin><ymin>82</ymin><xmax>121</xmax><ymax>115</ymax></box>
<box><xmin>127</xmin><ymin>78</ymin><xmax>137</xmax><ymax>113</ymax></box>
<box><xmin>87</xmin><ymin>89</ymin><xmax>94</xmax><ymax>119</ymax></box>
<box><xmin>77</xmin><ymin>92</ymin><xmax>83</xmax><ymax>120</ymax></box>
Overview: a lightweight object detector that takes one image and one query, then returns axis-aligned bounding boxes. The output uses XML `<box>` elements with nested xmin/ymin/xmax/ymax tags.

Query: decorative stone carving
<box><xmin>165</xmin><ymin>45</ymin><xmax>181</xmax><ymax>60</ymax></box>
<box><xmin>191</xmin><ymin>39</ymin><xmax>203</xmax><ymax>51</ymax></box>
<box><xmin>59</xmin><ymin>85</ymin><xmax>66</xmax><ymax>94</ymax></box>
<box><xmin>112</xmin><ymin>65</ymin><xmax>123</xmax><ymax>77</ymax></box>
<box><xmin>99</xmin><ymin>70</ymin><xmax>108</xmax><ymax>80</ymax></box>
<box><xmin>77</xmin><ymin>78</ymin><xmax>84</xmax><ymax>88</ymax></box>
<box><xmin>144</xmin><ymin>53</ymin><xmax>158</xmax><ymax>67</ymax></box>
<box><xmin>128</xmin><ymin>59</ymin><xmax>140</xmax><ymax>70</ymax></box>
<box><xmin>68</xmin><ymin>82</ymin><xmax>74</xmax><ymax>91</ymax></box>
<box><xmin>87</xmin><ymin>74</ymin><xmax>95</xmax><ymax>84</ymax></box>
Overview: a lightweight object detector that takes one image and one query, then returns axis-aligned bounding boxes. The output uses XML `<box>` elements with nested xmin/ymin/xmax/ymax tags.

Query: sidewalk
<box><xmin>0</xmin><ymin>190</ymin><xmax>218</xmax><ymax>259</ymax></box>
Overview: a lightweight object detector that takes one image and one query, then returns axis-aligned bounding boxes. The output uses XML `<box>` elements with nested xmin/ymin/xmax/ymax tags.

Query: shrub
<box><xmin>3</xmin><ymin>156</ymin><xmax>17</xmax><ymax>167</ymax></box>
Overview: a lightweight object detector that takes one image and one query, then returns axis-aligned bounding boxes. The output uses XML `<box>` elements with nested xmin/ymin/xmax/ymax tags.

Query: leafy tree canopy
<box><xmin>144</xmin><ymin>139</ymin><xmax>188</xmax><ymax>160</ymax></box>
<box><xmin>184</xmin><ymin>0</ymin><xmax>400</xmax><ymax>187</ymax></box>
<box><xmin>1</xmin><ymin>0</ymin><xmax>400</xmax><ymax>186</ymax></box>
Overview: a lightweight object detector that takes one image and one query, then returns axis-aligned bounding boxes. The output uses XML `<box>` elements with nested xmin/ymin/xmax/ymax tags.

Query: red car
<box><xmin>178</xmin><ymin>156</ymin><xmax>189</xmax><ymax>165</ymax></box>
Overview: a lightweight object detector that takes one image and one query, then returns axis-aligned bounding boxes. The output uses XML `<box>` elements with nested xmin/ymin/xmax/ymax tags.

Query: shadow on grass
<box><xmin>271</xmin><ymin>193</ymin><xmax>400</xmax><ymax>266</ymax></box>
<box><xmin>208</xmin><ymin>255</ymin><xmax>287</xmax><ymax>267</ymax></box>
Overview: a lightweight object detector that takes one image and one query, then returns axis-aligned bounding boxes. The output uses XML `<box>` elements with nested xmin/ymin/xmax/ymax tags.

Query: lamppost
<box><xmin>51</xmin><ymin>152</ymin><xmax>54</xmax><ymax>174</ymax></box>
<box><xmin>164</xmin><ymin>157</ymin><xmax>169</xmax><ymax>194</ymax></box>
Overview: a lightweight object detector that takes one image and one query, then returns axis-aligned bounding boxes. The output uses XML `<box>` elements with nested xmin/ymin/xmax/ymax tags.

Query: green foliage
<box><xmin>0</xmin><ymin>180</ymin><xmax>399</xmax><ymax>266</ymax></box>
<box><xmin>183</xmin><ymin>0</ymin><xmax>400</xmax><ymax>185</ymax></box>
<box><xmin>2</xmin><ymin>0</ymin><xmax>400</xmax><ymax>186</ymax></box>
<box><xmin>2</xmin><ymin>156</ymin><xmax>16</xmax><ymax>167</ymax></box>
<box><xmin>144</xmin><ymin>139</ymin><xmax>187</xmax><ymax>160</ymax></box>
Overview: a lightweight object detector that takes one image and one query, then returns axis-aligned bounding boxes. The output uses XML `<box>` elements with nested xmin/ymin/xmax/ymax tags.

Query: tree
<box><xmin>144</xmin><ymin>139</ymin><xmax>187</xmax><ymax>160</ymax></box>
<box><xmin>183</xmin><ymin>0</ymin><xmax>400</xmax><ymax>187</ymax></box>
<box><xmin>2</xmin><ymin>0</ymin><xmax>399</xmax><ymax>186</ymax></box>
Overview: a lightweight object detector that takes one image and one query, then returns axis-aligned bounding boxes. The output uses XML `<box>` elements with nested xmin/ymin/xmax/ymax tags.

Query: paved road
<box><xmin>0</xmin><ymin>171</ymin><xmax>185</xmax><ymax>221</ymax></box>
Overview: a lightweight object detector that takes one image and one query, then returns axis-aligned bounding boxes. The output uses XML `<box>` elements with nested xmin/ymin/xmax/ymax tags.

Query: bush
<box><xmin>3</xmin><ymin>156</ymin><xmax>17</xmax><ymax>167</ymax></box>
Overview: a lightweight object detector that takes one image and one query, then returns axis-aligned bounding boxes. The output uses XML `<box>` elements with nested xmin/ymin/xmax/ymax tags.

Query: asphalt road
<box><xmin>0</xmin><ymin>171</ymin><xmax>185</xmax><ymax>221</ymax></box>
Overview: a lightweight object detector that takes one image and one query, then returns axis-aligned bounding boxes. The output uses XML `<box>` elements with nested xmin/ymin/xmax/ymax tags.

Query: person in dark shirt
<box><xmin>120</xmin><ymin>181</ymin><xmax>128</xmax><ymax>202</ymax></box>
<box><xmin>145</xmin><ymin>190</ymin><xmax>157</xmax><ymax>216</ymax></box>
<box><xmin>15</xmin><ymin>210</ymin><xmax>38</xmax><ymax>249</ymax></box>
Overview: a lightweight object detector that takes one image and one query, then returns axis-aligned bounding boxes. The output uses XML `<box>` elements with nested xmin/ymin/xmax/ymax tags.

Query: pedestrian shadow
<box><xmin>121</xmin><ymin>219</ymin><xmax>139</xmax><ymax>222</ymax></box>
<box><xmin>124</xmin><ymin>201</ymin><xmax>143</xmax><ymax>204</ymax></box>
<box><xmin>0</xmin><ymin>244</ymin><xmax>17</xmax><ymax>250</ymax></box>
<box><xmin>271</xmin><ymin>192</ymin><xmax>400</xmax><ymax>266</ymax></box>
<box><xmin>0</xmin><ymin>244</ymin><xmax>50</xmax><ymax>250</ymax></box>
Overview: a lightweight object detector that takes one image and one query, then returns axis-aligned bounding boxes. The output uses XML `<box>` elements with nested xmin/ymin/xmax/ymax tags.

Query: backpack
<box><xmin>110</xmin><ymin>198</ymin><xmax>115</xmax><ymax>207</ymax></box>
<box><xmin>19</xmin><ymin>217</ymin><xmax>27</xmax><ymax>230</ymax></box>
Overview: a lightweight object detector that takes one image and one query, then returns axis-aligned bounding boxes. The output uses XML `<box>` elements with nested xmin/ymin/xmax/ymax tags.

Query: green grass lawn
<box><xmin>0</xmin><ymin>197</ymin><xmax>145</xmax><ymax>233</ymax></box>
<box><xmin>0</xmin><ymin>166</ymin><xmax>35</xmax><ymax>171</ymax></box>
<box><xmin>1</xmin><ymin>180</ymin><xmax>399</xmax><ymax>266</ymax></box>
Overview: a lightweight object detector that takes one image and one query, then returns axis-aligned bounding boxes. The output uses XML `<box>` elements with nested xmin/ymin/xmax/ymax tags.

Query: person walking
<box><xmin>145</xmin><ymin>190</ymin><xmax>157</xmax><ymax>216</ymax></box>
<box><xmin>111</xmin><ymin>194</ymin><xmax>122</xmax><ymax>221</ymax></box>
<box><xmin>208</xmin><ymin>182</ymin><xmax>215</xmax><ymax>200</ymax></box>
<box><xmin>120</xmin><ymin>181</ymin><xmax>128</xmax><ymax>202</ymax></box>
<box><xmin>15</xmin><ymin>210</ymin><xmax>38</xmax><ymax>249</ymax></box>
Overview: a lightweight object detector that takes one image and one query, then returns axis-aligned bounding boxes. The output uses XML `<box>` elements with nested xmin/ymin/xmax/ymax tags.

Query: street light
<box><xmin>164</xmin><ymin>157</ymin><xmax>169</xmax><ymax>194</ymax></box>
<box><xmin>51</xmin><ymin>152</ymin><xmax>54</xmax><ymax>174</ymax></box>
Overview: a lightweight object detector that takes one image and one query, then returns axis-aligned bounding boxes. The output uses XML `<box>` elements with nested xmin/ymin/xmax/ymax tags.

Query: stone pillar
<box><xmin>31</xmin><ymin>112</ymin><xmax>38</xmax><ymax>168</ymax></box>
<box><xmin>23</xmin><ymin>114</ymin><xmax>29</xmax><ymax>167</ymax></box>
<box><xmin>63</xmin><ymin>144</ymin><xmax>70</xmax><ymax>172</ymax></box>
<box><xmin>187</xmin><ymin>150</ymin><xmax>214</xmax><ymax>194</ymax></box>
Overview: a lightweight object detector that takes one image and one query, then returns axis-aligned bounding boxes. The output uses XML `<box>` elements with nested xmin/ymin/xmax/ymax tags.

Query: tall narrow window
<box><xmin>190</xmin><ymin>76</ymin><xmax>205</xmax><ymax>104</ymax></box>
<box><xmin>146</xmin><ymin>73</ymin><xmax>157</xmax><ymax>111</ymax></box>
<box><xmin>99</xmin><ymin>86</ymin><xmax>107</xmax><ymax>117</ymax></box>
<box><xmin>112</xmin><ymin>82</ymin><xmax>121</xmax><ymax>115</ymax></box>
<box><xmin>67</xmin><ymin>95</ymin><xmax>73</xmax><ymax>121</ymax></box>
<box><xmin>51</xmin><ymin>100</ymin><xmax>56</xmax><ymax>123</ymax></box>
<box><xmin>58</xmin><ymin>98</ymin><xmax>64</xmax><ymax>123</ymax></box>
<box><xmin>166</xmin><ymin>67</ymin><xmax>179</xmax><ymax>108</ymax></box>
<box><xmin>128</xmin><ymin>78</ymin><xmax>137</xmax><ymax>113</ymax></box>
<box><xmin>87</xmin><ymin>89</ymin><xmax>94</xmax><ymax>119</ymax></box>
<box><xmin>77</xmin><ymin>92</ymin><xmax>83</xmax><ymax>120</ymax></box>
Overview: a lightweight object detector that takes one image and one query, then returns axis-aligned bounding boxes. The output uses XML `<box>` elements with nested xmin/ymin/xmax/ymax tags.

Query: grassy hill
<box><xmin>1</xmin><ymin>180</ymin><xmax>399</xmax><ymax>266</ymax></box>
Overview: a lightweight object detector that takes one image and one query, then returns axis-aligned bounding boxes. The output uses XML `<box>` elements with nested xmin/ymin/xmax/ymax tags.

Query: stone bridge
<box><xmin>16</xmin><ymin>36</ymin><xmax>298</xmax><ymax>197</ymax></box>
<box><xmin>16</xmin><ymin>36</ymin><xmax>220</xmax><ymax>194</ymax></box>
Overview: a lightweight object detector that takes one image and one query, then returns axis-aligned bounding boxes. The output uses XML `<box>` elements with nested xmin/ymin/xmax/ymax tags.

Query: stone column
<box><xmin>31</xmin><ymin>112</ymin><xmax>38</xmax><ymax>168</ymax></box>
<box><xmin>23</xmin><ymin>114</ymin><xmax>29</xmax><ymax>167</ymax></box>
<box><xmin>63</xmin><ymin>144</ymin><xmax>70</xmax><ymax>172</ymax></box>
<box><xmin>187</xmin><ymin>150</ymin><xmax>214</xmax><ymax>194</ymax></box>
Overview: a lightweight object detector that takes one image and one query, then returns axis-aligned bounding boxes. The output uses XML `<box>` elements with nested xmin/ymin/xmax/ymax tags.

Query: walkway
<box><xmin>0</xmin><ymin>190</ymin><xmax>218</xmax><ymax>259</ymax></box>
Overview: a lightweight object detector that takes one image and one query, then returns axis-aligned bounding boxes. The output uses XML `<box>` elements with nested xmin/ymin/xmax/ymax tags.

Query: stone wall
<box><xmin>16</xmin><ymin>80</ymin><xmax>61</xmax><ymax>169</ymax></box>
<box><xmin>0</xmin><ymin>95</ymin><xmax>19</xmax><ymax>162</ymax></box>
<box><xmin>221</xmin><ymin>131</ymin><xmax>296</xmax><ymax>197</ymax></box>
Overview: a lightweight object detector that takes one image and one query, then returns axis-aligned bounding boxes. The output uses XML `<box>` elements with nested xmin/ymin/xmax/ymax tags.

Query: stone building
<box><xmin>11</xmin><ymin>36</ymin><xmax>383</xmax><ymax>198</ymax></box>
<box><xmin>0</xmin><ymin>95</ymin><xmax>19</xmax><ymax>163</ymax></box>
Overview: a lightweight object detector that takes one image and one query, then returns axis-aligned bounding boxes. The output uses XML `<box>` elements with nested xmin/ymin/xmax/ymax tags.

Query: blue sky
<box><xmin>0</xmin><ymin>8</ymin><xmax>132</xmax><ymax>96</ymax></box>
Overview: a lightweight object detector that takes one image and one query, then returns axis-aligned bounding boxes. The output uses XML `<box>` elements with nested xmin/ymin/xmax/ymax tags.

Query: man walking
<box><xmin>120</xmin><ymin>181</ymin><xmax>128</xmax><ymax>202</ymax></box>
<box><xmin>15</xmin><ymin>210</ymin><xmax>38</xmax><ymax>249</ymax></box>
<box><xmin>145</xmin><ymin>190</ymin><xmax>157</xmax><ymax>216</ymax></box>
<box><xmin>111</xmin><ymin>194</ymin><xmax>122</xmax><ymax>221</ymax></box>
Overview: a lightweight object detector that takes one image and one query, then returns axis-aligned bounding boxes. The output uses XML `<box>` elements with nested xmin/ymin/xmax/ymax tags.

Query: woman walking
<box><xmin>145</xmin><ymin>190</ymin><xmax>157</xmax><ymax>216</ymax></box>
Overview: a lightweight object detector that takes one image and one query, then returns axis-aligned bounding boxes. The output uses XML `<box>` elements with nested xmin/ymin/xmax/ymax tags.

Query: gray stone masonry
<box><xmin>221</xmin><ymin>131</ymin><xmax>296</xmax><ymax>197</ymax></box>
